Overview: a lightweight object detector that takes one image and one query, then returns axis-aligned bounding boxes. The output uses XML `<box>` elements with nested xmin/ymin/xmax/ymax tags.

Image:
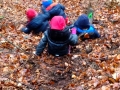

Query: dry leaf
<box><xmin>101</xmin><ymin>85</ymin><xmax>111</xmax><ymax>90</ymax></box>
<box><xmin>65</xmin><ymin>62</ymin><xmax>69</xmax><ymax>66</ymax></box>
<box><xmin>72</xmin><ymin>74</ymin><xmax>77</xmax><ymax>79</ymax></box>
<box><xmin>48</xmin><ymin>80</ymin><xmax>55</xmax><ymax>85</ymax></box>
<box><xmin>113</xmin><ymin>83</ymin><xmax>120</xmax><ymax>89</ymax></box>
<box><xmin>114</xmin><ymin>54</ymin><xmax>120</xmax><ymax>61</ymax></box>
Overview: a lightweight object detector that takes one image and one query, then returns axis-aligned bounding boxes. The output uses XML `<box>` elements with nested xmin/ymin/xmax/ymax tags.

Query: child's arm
<box><xmin>21</xmin><ymin>27</ymin><xmax>32</xmax><ymax>34</ymax></box>
<box><xmin>41</xmin><ymin>5</ymin><xmax>47</xmax><ymax>14</ymax></box>
<box><xmin>39</xmin><ymin>8</ymin><xmax>50</xmax><ymax>21</ymax></box>
<box><xmin>35</xmin><ymin>32</ymin><xmax>48</xmax><ymax>56</ymax></box>
<box><xmin>69</xmin><ymin>28</ymin><xmax>78</xmax><ymax>45</ymax></box>
<box><xmin>80</xmin><ymin>26</ymin><xmax>100</xmax><ymax>40</ymax></box>
<box><xmin>21</xmin><ymin>22</ymin><xmax>35</xmax><ymax>34</ymax></box>
<box><xmin>59</xmin><ymin>4</ymin><xmax>65</xmax><ymax>10</ymax></box>
<box><xmin>84</xmin><ymin>26</ymin><xmax>100</xmax><ymax>38</ymax></box>
<box><xmin>77</xmin><ymin>28</ymin><xmax>84</xmax><ymax>34</ymax></box>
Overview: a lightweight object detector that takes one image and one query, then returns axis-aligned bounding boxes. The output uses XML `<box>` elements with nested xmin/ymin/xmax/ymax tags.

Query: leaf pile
<box><xmin>0</xmin><ymin>0</ymin><xmax>120</xmax><ymax>89</ymax></box>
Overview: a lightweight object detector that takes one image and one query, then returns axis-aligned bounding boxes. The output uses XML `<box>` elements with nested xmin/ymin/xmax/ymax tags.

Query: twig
<box><xmin>41</xmin><ymin>84</ymin><xmax>60</xmax><ymax>90</ymax></box>
<box><xmin>0</xmin><ymin>33</ymin><xmax>29</xmax><ymax>54</ymax></box>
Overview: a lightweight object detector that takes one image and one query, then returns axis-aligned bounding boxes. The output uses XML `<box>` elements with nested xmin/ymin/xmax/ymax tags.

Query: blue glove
<box><xmin>21</xmin><ymin>27</ymin><xmax>31</xmax><ymax>34</ymax></box>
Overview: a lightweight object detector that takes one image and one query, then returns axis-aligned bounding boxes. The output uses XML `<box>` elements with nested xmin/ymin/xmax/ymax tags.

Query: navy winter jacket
<box><xmin>42</xmin><ymin>3</ymin><xmax>67</xmax><ymax>20</ymax></box>
<box><xmin>21</xmin><ymin>12</ymin><xmax>50</xmax><ymax>34</ymax></box>
<box><xmin>36</xmin><ymin>27</ymin><xmax>78</xmax><ymax>56</ymax></box>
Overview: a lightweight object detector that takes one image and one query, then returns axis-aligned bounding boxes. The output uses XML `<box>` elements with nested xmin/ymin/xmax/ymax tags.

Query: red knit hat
<box><xmin>50</xmin><ymin>16</ymin><xmax>66</xmax><ymax>30</ymax></box>
<box><xmin>26</xmin><ymin>9</ymin><xmax>38</xmax><ymax>21</ymax></box>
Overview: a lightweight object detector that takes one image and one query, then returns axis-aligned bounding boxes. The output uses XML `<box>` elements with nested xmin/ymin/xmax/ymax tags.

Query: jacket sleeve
<box><xmin>83</xmin><ymin>27</ymin><xmax>95</xmax><ymax>34</ymax></box>
<box><xmin>48</xmin><ymin>4</ymin><xmax>61</xmax><ymax>16</ymax></box>
<box><xmin>21</xmin><ymin>20</ymin><xmax>39</xmax><ymax>34</ymax></box>
<box><xmin>59</xmin><ymin>4</ymin><xmax>65</xmax><ymax>10</ymax></box>
<box><xmin>83</xmin><ymin>26</ymin><xmax>100</xmax><ymax>38</ymax></box>
<box><xmin>69</xmin><ymin>34</ymin><xmax>78</xmax><ymax>46</ymax></box>
<box><xmin>93</xmin><ymin>28</ymin><xmax>101</xmax><ymax>38</ymax></box>
<box><xmin>76</xmin><ymin>27</ymin><xmax>84</xmax><ymax>34</ymax></box>
<box><xmin>40</xmin><ymin>5</ymin><xmax>50</xmax><ymax>20</ymax></box>
<box><xmin>41</xmin><ymin>5</ymin><xmax>47</xmax><ymax>14</ymax></box>
<box><xmin>35</xmin><ymin>32</ymin><xmax>48</xmax><ymax>55</ymax></box>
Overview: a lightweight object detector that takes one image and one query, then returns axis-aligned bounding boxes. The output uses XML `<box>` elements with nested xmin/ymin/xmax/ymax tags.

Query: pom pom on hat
<box><xmin>26</xmin><ymin>9</ymin><xmax>38</xmax><ymax>21</ymax></box>
<box><xmin>50</xmin><ymin>16</ymin><xmax>66</xmax><ymax>30</ymax></box>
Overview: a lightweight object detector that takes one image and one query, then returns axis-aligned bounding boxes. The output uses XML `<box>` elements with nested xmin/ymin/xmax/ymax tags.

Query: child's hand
<box><xmin>33</xmin><ymin>51</ymin><xmax>41</xmax><ymax>56</ymax></box>
<box><xmin>79</xmin><ymin>33</ymin><xmax>90</xmax><ymax>41</ymax></box>
<box><xmin>84</xmin><ymin>33</ymin><xmax>90</xmax><ymax>38</ymax></box>
<box><xmin>33</xmin><ymin>51</ymin><xmax>41</xmax><ymax>59</ymax></box>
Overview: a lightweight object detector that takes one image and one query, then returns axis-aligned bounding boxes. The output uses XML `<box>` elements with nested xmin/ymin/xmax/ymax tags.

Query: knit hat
<box><xmin>74</xmin><ymin>14</ymin><xmax>90</xmax><ymax>29</ymax></box>
<box><xmin>26</xmin><ymin>9</ymin><xmax>38</xmax><ymax>21</ymax></box>
<box><xmin>50</xmin><ymin>16</ymin><xmax>66</xmax><ymax>30</ymax></box>
<box><xmin>42</xmin><ymin>0</ymin><xmax>53</xmax><ymax>8</ymax></box>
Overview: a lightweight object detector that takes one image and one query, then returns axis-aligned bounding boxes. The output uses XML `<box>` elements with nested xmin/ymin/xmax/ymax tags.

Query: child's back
<box><xmin>36</xmin><ymin>16</ymin><xmax>78</xmax><ymax>56</ymax></box>
<box><xmin>41</xmin><ymin>0</ymin><xmax>68</xmax><ymax>23</ymax></box>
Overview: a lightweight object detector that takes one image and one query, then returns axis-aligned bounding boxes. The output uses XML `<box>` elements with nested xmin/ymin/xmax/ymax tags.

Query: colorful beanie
<box><xmin>50</xmin><ymin>16</ymin><xmax>66</xmax><ymax>30</ymax></box>
<box><xmin>26</xmin><ymin>9</ymin><xmax>38</xmax><ymax>21</ymax></box>
<box><xmin>42</xmin><ymin>0</ymin><xmax>53</xmax><ymax>8</ymax></box>
<box><xmin>74</xmin><ymin>14</ymin><xmax>90</xmax><ymax>29</ymax></box>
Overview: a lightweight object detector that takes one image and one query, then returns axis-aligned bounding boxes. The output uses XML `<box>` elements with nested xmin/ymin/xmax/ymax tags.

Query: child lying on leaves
<box><xmin>71</xmin><ymin>14</ymin><xmax>100</xmax><ymax>41</ymax></box>
<box><xmin>21</xmin><ymin>8</ymin><xmax>50</xmax><ymax>35</ymax></box>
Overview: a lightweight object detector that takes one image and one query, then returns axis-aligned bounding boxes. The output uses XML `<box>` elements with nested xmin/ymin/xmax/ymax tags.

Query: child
<box><xmin>21</xmin><ymin>8</ymin><xmax>50</xmax><ymax>34</ymax></box>
<box><xmin>41</xmin><ymin>0</ymin><xmax>69</xmax><ymax>24</ymax></box>
<box><xmin>72</xmin><ymin>14</ymin><xmax>100</xmax><ymax>40</ymax></box>
<box><xmin>35</xmin><ymin>16</ymin><xmax>78</xmax><ymax>56</ymax></box>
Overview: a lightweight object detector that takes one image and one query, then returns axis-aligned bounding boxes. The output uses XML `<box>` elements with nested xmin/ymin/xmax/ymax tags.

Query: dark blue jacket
<box><xmin>36</xmin><ymin>27</ymin><xmax>78</xmax><ymax>56</ymax></box>
<box><xmin>42</xmin><ymin>3</ymin><xmax>67</xmax><ymax>20</ymax></box>
<box><xmin>21</xmin><ymin>12</ymin><xmax>50</xmax><ymax>34</ymax></box>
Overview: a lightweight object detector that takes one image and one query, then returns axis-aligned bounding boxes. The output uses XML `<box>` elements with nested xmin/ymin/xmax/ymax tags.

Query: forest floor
<box><xmin>0</xmin><ymin>0</ymin><xmax>120</xmax><ymax>90</ymax></box>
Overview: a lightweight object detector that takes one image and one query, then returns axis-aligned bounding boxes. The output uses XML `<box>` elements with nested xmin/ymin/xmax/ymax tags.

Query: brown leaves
<box><xmin>48</xmin><ymin>80</ymin><xmax>55</xmax><ymax>85</ymax></box>
<box><xmin>114</xmin><ymin>54</ymin><xmax>120</xmax><ymax>61</ymax></box>
<box><xmin>0</xmin><ymin>41</ymin><xmax>14</xmax><ymax>49</ymax></box>
<box><xmin>20</xmin><ymin>53</ymin><xmax>29</xmax><ymax>60</ymax></box>
<box><xmin>0</xmin><ymin>0</ymin><xmax>120</xmax><ymax>90</ymax></box>
<box><xmin>101</xmin><ymin>85</ymin><xmax>111</xmax><ymax>90</ymax></box>
<box><xmin>113</xmin><ymin>83</ymin><xmax>120</xmax><ymax>89</ymax></box>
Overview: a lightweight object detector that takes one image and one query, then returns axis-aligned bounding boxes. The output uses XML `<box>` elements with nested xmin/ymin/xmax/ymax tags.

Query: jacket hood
<box><xmin>50</xmin><ymin>16</ymin><xmax>66</xmax><ymax>30</ymax></box>
<box><xmin>26</xmin><ymin>9</ymin><xmax>38</xmax><ymax>22</ymax></box>
<box><xmin>74</xmin><ymin>14</ymin><xmax>90</xmax><ymax>29</ymax></box>
<box><xmin>42</xmin><ymin>0</ymin><xmax>53</xmax><ymax>8</ymax></box>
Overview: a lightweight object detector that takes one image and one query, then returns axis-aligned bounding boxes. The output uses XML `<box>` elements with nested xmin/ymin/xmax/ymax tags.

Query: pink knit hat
<box><xmin>26</xmin><ymin>9</ymin><xmax>38</xmax><ymax>21</ymax></box>
<box><xmin>50</xmin><ymin>16</ymin><xmax>66</xmax><ymax>30</ymax></box>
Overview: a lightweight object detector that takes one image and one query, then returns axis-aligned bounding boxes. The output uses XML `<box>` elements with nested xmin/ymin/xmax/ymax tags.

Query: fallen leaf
<box><xmin>72</xmin><ymin>74</ymin><xmax>77</xmax><ymax>79</ymax></box>
<box><xmin>101</xmin><ymin>85</ymin><xmax>111</xmax><ymax>90</ymax></box>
